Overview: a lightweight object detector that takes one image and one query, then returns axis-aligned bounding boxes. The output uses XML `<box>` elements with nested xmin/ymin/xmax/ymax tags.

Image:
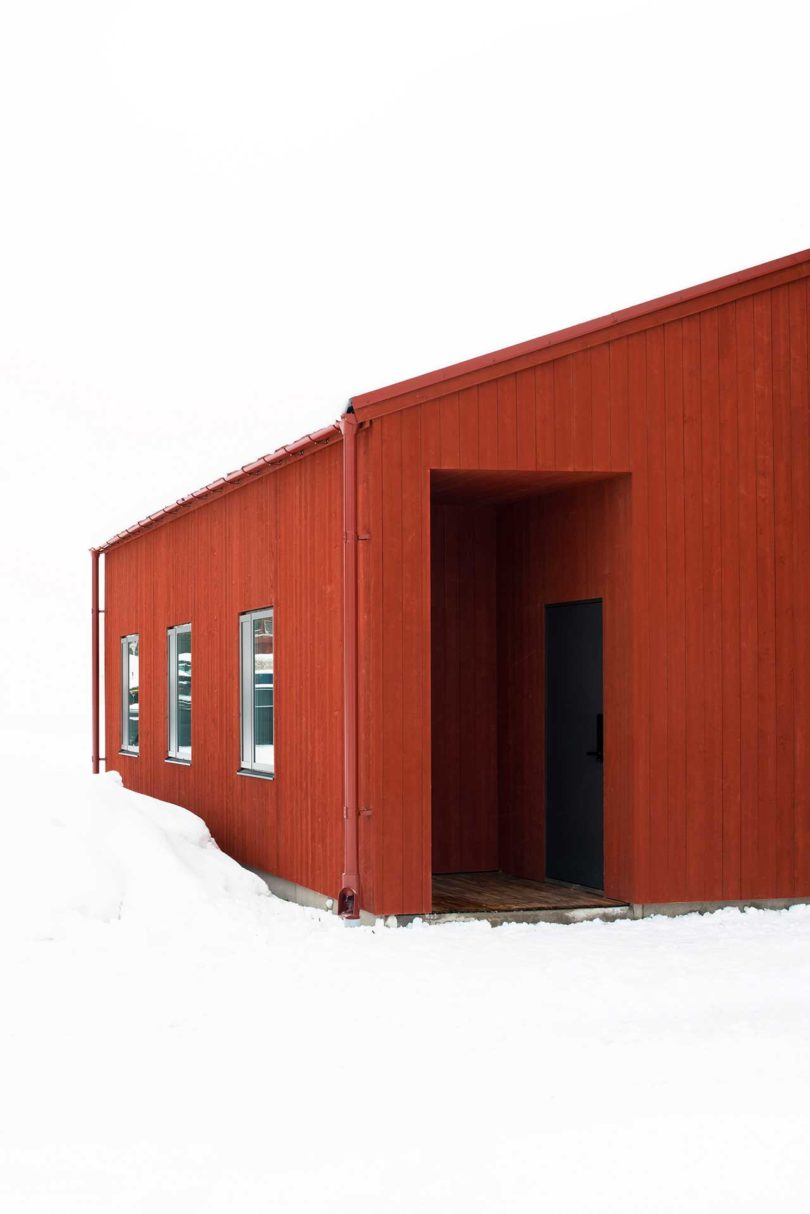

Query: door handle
<box><xmin>587</xmin><ymin>712</ymin><xmax>603</xmax><ymax>762</ymax></box>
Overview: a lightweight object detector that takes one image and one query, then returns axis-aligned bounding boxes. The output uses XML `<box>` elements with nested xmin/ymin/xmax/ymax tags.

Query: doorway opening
<box><xmin>429</xmin><ymin>469</ymin><xmax>630</xmax><ymax>914</ymax></box>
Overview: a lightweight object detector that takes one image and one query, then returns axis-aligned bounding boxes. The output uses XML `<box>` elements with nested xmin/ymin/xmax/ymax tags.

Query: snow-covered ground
<box><xmin>2</xmin><ymin>741</ymin><xmax>809</xmax><ymax>1212</ymax></box>
<box><xmin>1</xmin><ymin>5</ymin><xmax>809</xmax><ymax>1210</ymax></box>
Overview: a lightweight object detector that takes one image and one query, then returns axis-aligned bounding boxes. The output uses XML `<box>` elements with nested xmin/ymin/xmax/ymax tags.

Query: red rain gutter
<box><xmin>91</xmin><ymin>548</ymin><xmax>100</xmax><ymax>773</ymax></box>
<box><xmin>338</xmin><ymin>407</ymin><xmax>361</xmax><ymax>919</ymax></box>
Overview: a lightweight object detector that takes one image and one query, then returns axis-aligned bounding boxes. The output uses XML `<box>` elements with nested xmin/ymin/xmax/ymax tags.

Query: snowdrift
<box><xmin>0</xmin><ymin>764</ymin><xmax>288</xmax><ymax>942</ymax></box>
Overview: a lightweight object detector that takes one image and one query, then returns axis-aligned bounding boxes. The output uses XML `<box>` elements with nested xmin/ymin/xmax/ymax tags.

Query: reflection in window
<box><xmin>121</xmin><ymin>634</ymin><xmax>139</xmax><ymax>753</ymax></box>
<box><xmin>167</xmin><ymin>623</ymin><xmax>191</xmax><ymax>761</ymax></box>
<box><xmin>240</xmin><ymin>608</ymin><xmax>273</xmax><ymax>774</ymax></box>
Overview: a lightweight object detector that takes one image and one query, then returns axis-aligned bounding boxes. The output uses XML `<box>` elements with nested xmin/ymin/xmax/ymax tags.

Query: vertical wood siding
<box><xmin>104</xmin><ymin>444</ymin><xmax>344</xmax><ymax>900</ymax></box>
<box><xmin>361</xmin><ymin>276</ymin><xmax>810</xmax><ymax>914</ymax></box>
<box><xmin>430</xmin><ymin>502</ymin><xmax>498</xmax><ymax>873</ymax></box>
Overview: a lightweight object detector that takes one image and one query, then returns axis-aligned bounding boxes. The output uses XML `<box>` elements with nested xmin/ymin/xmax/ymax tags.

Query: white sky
<box><xmin>0</xmin><ymin>0</ymin><xmax>808</xmax><ymax>735</ymax></box>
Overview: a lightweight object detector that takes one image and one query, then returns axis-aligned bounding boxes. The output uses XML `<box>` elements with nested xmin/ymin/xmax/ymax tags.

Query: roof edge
<box><xmin>351</xmin><ymin>247</ymin><xmax>810</xmax><ymax>419</ymax></box>
<box><xmin>98</xmin><ymin>421</ymin><xmax>342</xmax><ymax>553</ymax></box>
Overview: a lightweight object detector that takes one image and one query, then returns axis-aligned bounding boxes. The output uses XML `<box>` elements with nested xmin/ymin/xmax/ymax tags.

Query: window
<box><xmin>240</xmin><ymin>608</ymin><xmax>274</xmax><ymax>775</ymax></box>
<box><xmin>120</xmin><ymin>634</ymin><xmax>139</xmax><ymax>753</ymax></box>
<box><xmin>167</xmin><ymin>623</ymin><xmax>192</xmax><ymax>762</ymax></box>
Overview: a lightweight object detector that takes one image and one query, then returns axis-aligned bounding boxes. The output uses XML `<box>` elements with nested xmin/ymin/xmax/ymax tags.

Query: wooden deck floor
<box><xmin>431</xmin><ymin>871</ymin><xmax>626</xmax><ymax>914</ymax></box>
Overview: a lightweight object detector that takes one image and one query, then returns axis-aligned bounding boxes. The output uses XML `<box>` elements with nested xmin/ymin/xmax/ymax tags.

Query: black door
<box><xmin>545</xmin><ymin>599</ymin><xmax>604</xmax><ymax>890</ymax></box>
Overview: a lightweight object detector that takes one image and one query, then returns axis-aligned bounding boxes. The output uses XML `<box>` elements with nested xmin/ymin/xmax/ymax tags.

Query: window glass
<box><xmin>168</xmin><ymin>624</ymin><xmax>191</xmax><ymax>761</ymax></box>
<box><xmin>121</xmin><ymin>635</ymin><xmax>139</xmax><ymax>752</ymax></box>
<box><xmin>253</xmin><ymin>615</ymin><xmax>274</xmax><ymax>768</ymax></box>
<box><xmin>240</xmin><ymin>608</ymin><xmax>273</xmax><ymax>774</ymax></box>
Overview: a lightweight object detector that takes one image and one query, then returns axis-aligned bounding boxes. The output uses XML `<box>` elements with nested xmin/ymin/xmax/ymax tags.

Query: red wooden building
<box><xmin>92</xmin><ymin>249</ymin><xmax>810</xmax><ymax>920</ymax></box>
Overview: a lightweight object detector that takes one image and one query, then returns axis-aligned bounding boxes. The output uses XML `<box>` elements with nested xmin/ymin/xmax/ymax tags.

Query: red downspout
<box><xmin>91</xmin><ymin>548</ymin><xmax>100</xmax><ymax>774</ymax></box>
<box><xmin>338</xmin><ymin>408</ymin><xmax>361</xmax><ymax>918</ymax></box>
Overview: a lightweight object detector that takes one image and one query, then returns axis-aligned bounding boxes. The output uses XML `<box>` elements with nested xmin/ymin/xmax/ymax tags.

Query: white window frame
<box><xmin>240</xmin><ymin>607</ymin><xmax>274</xmax><ymax>776</ymax></box>
<box><xmin>120</xmin><ymin>634</ymin><xmax>139</xmax><ymax>754</ymax></box>
<box><xmin>167</xmin><ymin>623</ymin><xmax>192</xmax><ymax>763</ymax></box>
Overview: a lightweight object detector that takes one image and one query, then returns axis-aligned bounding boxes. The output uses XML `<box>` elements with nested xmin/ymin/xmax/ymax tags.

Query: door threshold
<box><xmin>431</xmin><ymin>870</ymin><xmax>626</xmax><ymax>915</ymax></box>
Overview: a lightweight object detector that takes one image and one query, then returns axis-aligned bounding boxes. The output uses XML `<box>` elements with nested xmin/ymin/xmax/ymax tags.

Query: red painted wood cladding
<box><xmin>430</xmin><ymin>502</ymin><xmax>498</xmax><ymax>874</ymax></box>
<box><xmin>102</xmin><ymin>253</ymin><xmax>810</xmax><ymax>918</ymax></box>
<box><xmin>359</xmin><ymin>274</ymin><xmax>810</xmax><ymax>915</ymax></box>
<box><xmin>104</xmin><ymin>443</ymin><xmax>344</xmax><ymax>900</ymax></box>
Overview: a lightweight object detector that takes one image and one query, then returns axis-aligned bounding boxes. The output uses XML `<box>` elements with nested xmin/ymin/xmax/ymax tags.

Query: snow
<box><xmin>2</xmin><ymin>747</ymin><xmax>809</xmax><ymax>1211</ymax></box>
<box><xmin>2</xmin><ymin>5</ymin><xmax>810</xmax><ymax>1208</ymax></box>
